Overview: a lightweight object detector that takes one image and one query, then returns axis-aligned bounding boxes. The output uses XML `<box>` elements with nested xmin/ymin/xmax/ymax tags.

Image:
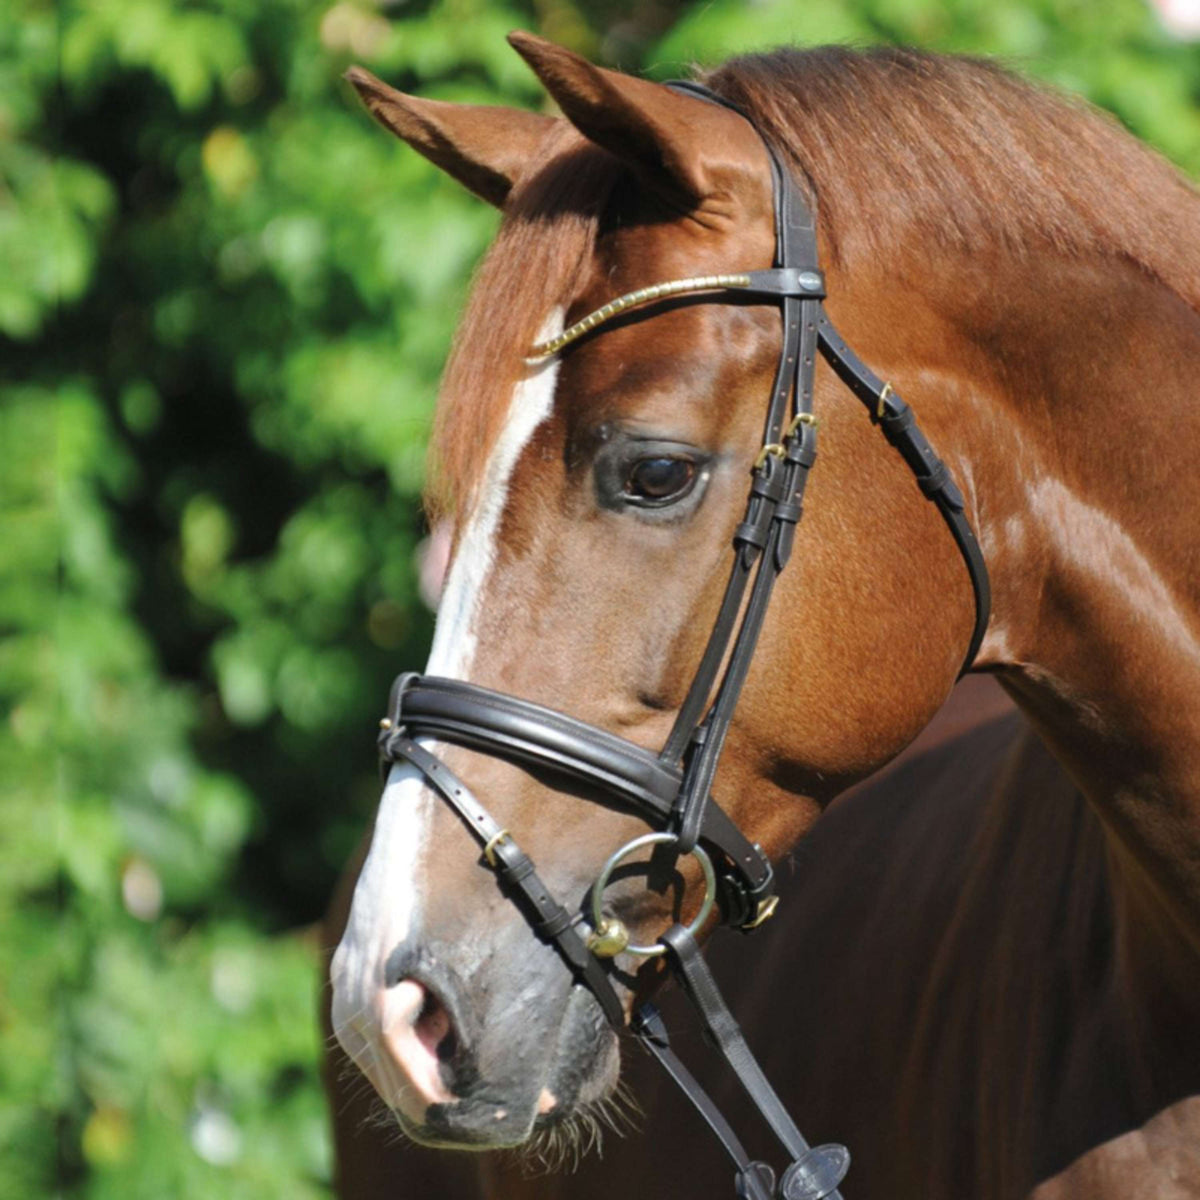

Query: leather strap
<box><xmin>817</xmin><ymin>315</ymin><xmax>990</xmax><ymax>674</ymax></box>
<box><xmin>658</xmin><ymin>925</ymin><xmax>850</xmax><ymax>1200</ymax></box>
<box><xmin>662</xmin><ymin>81</ymin><xmax>825</xmax><ymax>859</ymax></box>
<box><xmin>632</xmin><ymin>1004</ymin><xmax>777</xmax><ymax>1200</ymax></box>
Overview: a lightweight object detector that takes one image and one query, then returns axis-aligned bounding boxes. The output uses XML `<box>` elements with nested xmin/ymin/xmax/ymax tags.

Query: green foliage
<box><xmin>2</xmin><ymin>0</ymin><xmax>552</xmax><ymax>1193</ymax></box>
<box><xmin>4</xmin><ymin>0</ymin><xmax>1198</xmax><ymax>1195</ymax></box>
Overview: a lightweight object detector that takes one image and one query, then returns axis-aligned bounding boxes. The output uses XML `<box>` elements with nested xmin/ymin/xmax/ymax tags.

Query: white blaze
<box><xmin>331</xmin><ymin>320</ymin><xmax>562</xmax><ymax>1088</ymax></box>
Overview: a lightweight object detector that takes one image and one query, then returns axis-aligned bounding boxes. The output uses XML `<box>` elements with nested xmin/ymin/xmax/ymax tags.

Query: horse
<box><xmin>326</xmin><ymin>33</ymin><xmax>1200</xmax><ymax>1198</ymax></box>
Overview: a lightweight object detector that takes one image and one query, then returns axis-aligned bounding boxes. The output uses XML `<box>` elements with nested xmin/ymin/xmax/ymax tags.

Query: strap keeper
<box><xmin>377</xmin><ymin>726</ymin><xmax>399</xmax><ymax>766</ymax></box>
<box><xmin>878</xmin><ymin>397</ymin><xmax>914</xmax><ymax>438</ymax></box>
<box><xmin>935</xmin><ymin>473</ymin><xmax>965</xmax><ymax>511</ymax></box>
<box><xmin>736</xmin><ymin>1162</ymin><xmax>777</xmax><ymax>1200</ymax></box>
<box><xmin>734</xmin><ymin>520</ymin><xmax>768</xmax><ymax>550</ymax></box>
<box><xmin>490</xmin><ymin>839</ymin><xmax>536</xmax><ymax>886</ymax></box>
<box><xmin>750</xmin><ymin>466</ymin><xmax>789</xmax><ymax>502</ymax></box>
<box><xmin>786</xmin><ymin>440</ymin><xmax>817</xmax><ymax>469</ymax></box>
<box><xmin>917</xmin><ymin>460</ymin><xmax>951</xmax><ymax>499</ymax></box>
<box><xmin>537</xmin><ymin>905</ymin><xmax>575</xmax><ymax>938</ymax></box>
<box><xmin>377</xmin><ymin>671</ymin><xmax>420</xmax><ymax>763</ymax></box>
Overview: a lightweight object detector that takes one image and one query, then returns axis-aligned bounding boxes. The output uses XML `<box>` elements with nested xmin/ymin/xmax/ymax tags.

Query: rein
<box><xmin>376</xmin><ymin>81</ymin><xmax>990</xmax><ymax>1200</ymax></box>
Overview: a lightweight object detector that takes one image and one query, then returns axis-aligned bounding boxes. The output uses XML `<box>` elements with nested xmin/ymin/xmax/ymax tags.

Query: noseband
<box><xmin>376</xmin><ymin>81</ymin><xmax>990</xmax><ymax>1200</ymax></box>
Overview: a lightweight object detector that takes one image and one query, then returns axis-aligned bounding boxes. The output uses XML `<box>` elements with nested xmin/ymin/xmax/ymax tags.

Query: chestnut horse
<box><xmin>323</xmin><ymin>679</ymin><xmax>1200</xmax><ymax>1197</ymax></box>
<box><xmin>327</xmin><ymin>34</ymin><xmax>1200</xmax><ymax>1197</ymax></box>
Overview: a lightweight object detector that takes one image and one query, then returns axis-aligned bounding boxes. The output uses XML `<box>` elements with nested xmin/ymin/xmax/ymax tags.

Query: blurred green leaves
<box><xmin>3</xmin><ymin>0</ymin><xmax>557</xmax><ymax>1193</ymax></box>
<box><xmin>0</xmin><ymin>149</ymin><xmax>114</xmax><ymax>339</ymax></box>
<box><xmin>4</xmin><ymin>0</ymin><xmax>1198</xmax><ymax>1196</ymax></box>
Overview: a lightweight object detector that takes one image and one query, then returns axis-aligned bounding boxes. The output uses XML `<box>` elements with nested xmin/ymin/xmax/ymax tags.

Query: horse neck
<box><xmin>928</xmin><ymin>243</ymin><xmax>1200</xmax><ymax>955</ymax></box>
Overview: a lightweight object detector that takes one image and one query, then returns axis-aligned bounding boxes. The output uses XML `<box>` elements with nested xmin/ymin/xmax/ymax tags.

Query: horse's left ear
<box><xmin>345</xmin><ymin>66</ymin><xmax>558</xmax><ymax>208</ymax></box>
<box><xmin>507</xmin><ymin>31</ymin><xmax>768</xmax><ymax>213</ymax></box>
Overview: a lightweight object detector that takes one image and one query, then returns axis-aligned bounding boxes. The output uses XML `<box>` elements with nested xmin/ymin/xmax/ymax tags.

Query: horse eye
<box><xmin>624</xmin><ymin>457</ymin><xmax>696</xmax><ymax>505</ymax></box>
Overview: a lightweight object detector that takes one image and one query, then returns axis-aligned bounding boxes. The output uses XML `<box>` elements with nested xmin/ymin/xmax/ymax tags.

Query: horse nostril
<box><xmin>379</xmin><ymin>979</ymin><xmax>459</xmax><ymax>1114</ymax></box>
<box><xmin>414</xmin><ymin>987</ymin><xmax>457</xmax><ymax>1063</ymax></box>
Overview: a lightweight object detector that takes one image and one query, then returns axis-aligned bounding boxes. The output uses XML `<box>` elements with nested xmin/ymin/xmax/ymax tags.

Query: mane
<box><xmin>703</xmin><ymin>46</ymin><xmax>1200</xmax><ymax>297</ymax></box>
<box><xmin>429</xmin><ymin>45</ymin><xmax>1200</xmax><ymax>516</ymax></box>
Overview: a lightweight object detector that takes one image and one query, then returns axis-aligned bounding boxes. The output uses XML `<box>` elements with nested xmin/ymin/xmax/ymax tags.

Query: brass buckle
<box><xmin>784</xmin><ymin>411</ymin><xmax>818</xmax><ymax>438</ymax></box>
<box><xmin>743</xmin><ymin>894</ymin><xmax>780</xmax><ymax>930</ymax></box>
<box><xmin>482</xmin><ymin>829</ymin><xmax>511</xmax><ymax>868</ymax></box>
<box><xmin>754</xmin><ymin>413</ymin><xmax>818</xmax><ymax>471</ymax></box>
<box><xmin>876</xmin><ymin>381</ymin><xmax>894</xmax><ymax>420</ymax></box>
<box><xmin>752</xmin><ymin>442</ymin><xmax>786</xmax><ymax>471</ymax></box>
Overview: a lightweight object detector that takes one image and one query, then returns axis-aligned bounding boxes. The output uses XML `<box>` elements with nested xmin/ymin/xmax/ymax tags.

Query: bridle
<box><xmin>376</xmin><ymin>81</ymin><xmax>990</xmax><ymax>1200</ymax></box>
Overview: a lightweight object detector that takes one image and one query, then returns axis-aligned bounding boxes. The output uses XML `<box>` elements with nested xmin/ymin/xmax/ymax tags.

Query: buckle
<box><xmin>752</xmin><ymin>442</ymin><xmax>786</xmax><ymax>471</ymax></box>
<box><xmin>742</xmin><ymin>894</ymin><xmax>780</xmax><ymax>930</ymax></box>
<box><xmin>482</xmin><ymin>828</ymin><xmax>511</xmax><ymax>868</ymax></box>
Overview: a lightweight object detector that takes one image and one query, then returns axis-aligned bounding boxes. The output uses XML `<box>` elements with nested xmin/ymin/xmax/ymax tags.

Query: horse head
<box><xmin>329</xmin><ymin>33</ymin><xmax>984</xmax><ymax>1151</ymax></box>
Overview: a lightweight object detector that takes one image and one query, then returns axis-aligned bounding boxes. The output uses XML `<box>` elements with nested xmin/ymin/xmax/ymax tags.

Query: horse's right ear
<box><xmin>345</xmin><ymin>67</ymin><xmax>557</xmax><ymax>208</ymax></box>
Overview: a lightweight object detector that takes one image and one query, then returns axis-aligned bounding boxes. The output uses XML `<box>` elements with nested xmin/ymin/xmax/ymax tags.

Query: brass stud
<box><xmin>379</xmin><ymin>717</ymin><xmax>393</xmax><ymax>730</ymax></box>
<box><xmin>587</xmin><ymin>917</ymin><xmax>631</xmax><ymax>959</ymax></box>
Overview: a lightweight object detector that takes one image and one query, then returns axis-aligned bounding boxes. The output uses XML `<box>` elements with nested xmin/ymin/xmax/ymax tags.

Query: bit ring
<box><xmin>589</xmin><ymin>832</ymin><xmax>717</xmax><ymax>958</ymax></box>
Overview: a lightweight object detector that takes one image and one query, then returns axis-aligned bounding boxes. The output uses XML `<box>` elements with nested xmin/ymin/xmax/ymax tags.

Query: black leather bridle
<box><xmin>376</xmin><ymin>81</ymin><xmax>990</xmax><ymax>1200</ymax></box>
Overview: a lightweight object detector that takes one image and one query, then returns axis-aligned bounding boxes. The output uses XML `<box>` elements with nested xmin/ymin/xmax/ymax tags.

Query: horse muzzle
<box><xmin>332</xmin><ymin>915</ymin><xmax>617</xmax><ymax>1147</ymax></box>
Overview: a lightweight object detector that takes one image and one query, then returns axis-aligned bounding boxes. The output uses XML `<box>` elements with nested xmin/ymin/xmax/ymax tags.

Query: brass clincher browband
<box><xmin>376</xmin><ymin>78</ymin><xmax>990</xmax><ymax>1200</ymax></box>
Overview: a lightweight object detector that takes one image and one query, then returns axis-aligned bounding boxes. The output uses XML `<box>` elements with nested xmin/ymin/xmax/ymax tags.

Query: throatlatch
<box><xmin>377</xmin><ymin>78</ymin><xmax>991</xmax><ymax>1200</ymax></box>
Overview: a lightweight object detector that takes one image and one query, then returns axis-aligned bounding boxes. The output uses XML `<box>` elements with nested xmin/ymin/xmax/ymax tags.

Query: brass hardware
<box><xmin>876</xmin><ymin>381</ymin><xmax>894</xmax><ymax>420</ymax></box>
<box><xmin>784</xmin><ymin>411</ymin><xmax>818</xmax><ymax>438</ymax></box>
<box><xmin>528</xmin><ymin>274</ymin><xmax>752</xmax><ymax>361</ymax></box>
<box><xmin>589</xmin><ymin>832</ymin><xmax>718</xmax><ymax>959</ymax></box>
<box><xmin>379</xmin><ymin>717</ymin><xmax>393</xmax><ymax>730</ymax></box>
<box><xmin>753</xmin><ymin>443</ymin><xmax>786</xmax><ymax>471</ymax></box>
<box><xmin>743</xmin><ymin>895</ymin><xmax>780</xmax><ymax>930</ymax></box>
<box><xmin>586</xmin><ymin>917</ymin><xmax>630</xmax><ymax>959</ymax></box>
<box><xmin>482</xmin><ymin>829</ymin><xmax>511</xmax><ymax>868</ymax></box>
